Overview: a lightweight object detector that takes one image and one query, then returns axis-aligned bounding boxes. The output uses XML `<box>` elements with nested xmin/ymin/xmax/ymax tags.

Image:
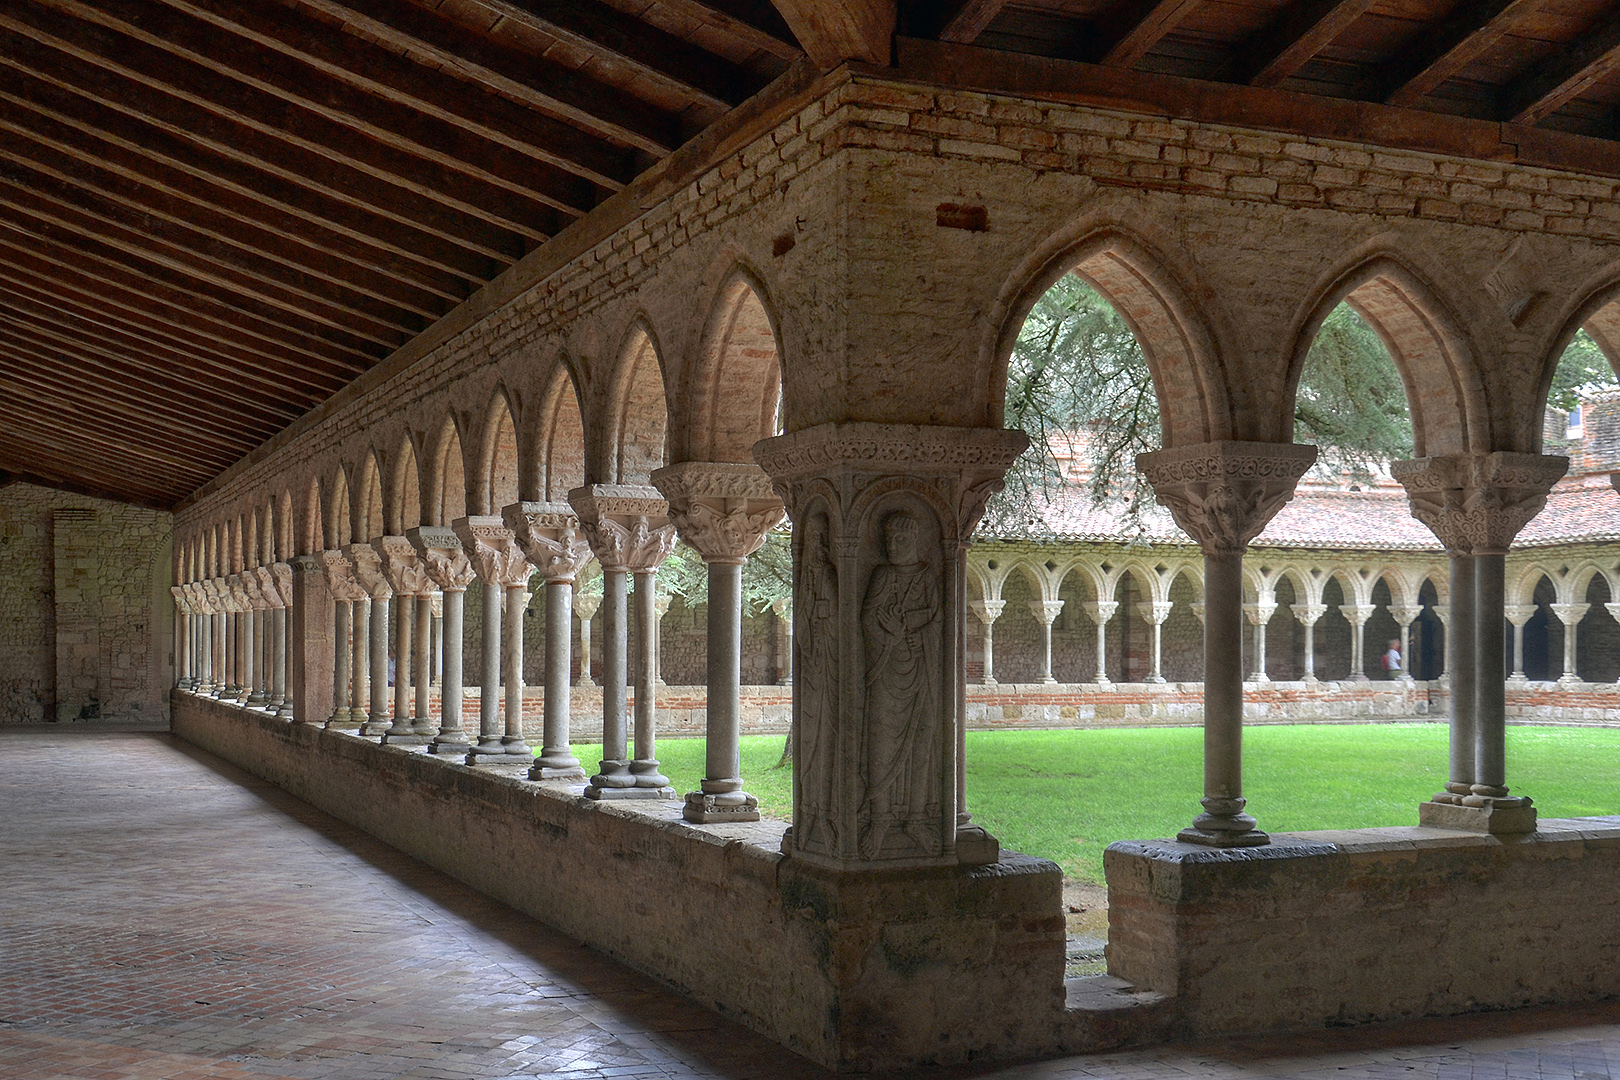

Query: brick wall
<box><xmin>0</xmin><ymin>483</ymin><xmax>172</xmax><ymax>723</ymax></box>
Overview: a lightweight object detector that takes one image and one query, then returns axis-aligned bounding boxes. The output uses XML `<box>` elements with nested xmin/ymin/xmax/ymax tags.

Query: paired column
<box><xmin>1243</xmin><ymin>602</ymin><xmax>1275</xmax><ymax>682</ymax></box>
<box><xmin>654</xmin><ymin>461</ymin><xmax>786</xmax><ymax>824</ymax></box>
<box><xmin>1139</xmin><ymin>440</ymin><xmax>1317</xmax><ymax>847</ymax></box>
<box><xmin>968</xmin><ymin>600</ymin><xmax>1004</xmax><ymax>686</ymax></box>
<box><xmin>573</xmin><ymin>593</ymin><xmax>599</xmax><ymax>687</ymax></box>
<box><xmin>570</xmin><ymin>486</ymin><xmax>677</xmax><ymax>801</ymax></box>
<box><xmin>170</xmin><ymin>587</ymin><xmax>192</xmax><ymax>690</ymax></box>
<box><xmin>1290</xmin><ymin>603</ymin><xmax>1326</xmax><ymax>682</ymax></box>
<box><xmin>1339</xmin><ymin>604</ymin><xmax>1375</xmax><ymax>681</ymax></box>
<box><xmin>375</xmin><ymin>535</ymin><xmax>433</xmax><ymax>745</ymax></box>
<box><xmin>345</xmin><ymin>545</ymin><xmax>392</xmax><ymax>735</ymax></box>
<box><xmin>458</xmin><ymin>516</ymin><xmax>542</xmax><ymax>766</ymax></box>
<box><xmin>1081</xmin><ymin>600</ymin><xmax>1118</xmax><ymax>686</ymax></box>
<box><xmin>241</xmin><ymin>573</ymin><xmax>268</xmax><ymax>707</ymax></box>
<box><xmin>507</xmin><ymin>504</ymin><xmax>593</xmax><ymax>778</ymax></box>
<box><xmin>1389</xmin><ymin>603</ymin><xmax>1423</xmax><ymax>681</ymax></box>
<box><xmin>321</xmin><ymin>551</ymin><xmax>367</xmax><ymax>730</ymax></box>
<box><xmin>1027</xmin><ymin>600</ymin><xmax>1063</xmax><ymax>684</ymax></box>
<box><xmin>1394</xmin><ymin>452</ymin><xmax>1566</xmax><ymax>833</ymax></box>
<box><xmin>410</xmin><ymin>528</ymin><xmax>476</xmax><ymax>755</ymax></box>
<box><xmin>756</xmin><ymin>422</ymin><xmax>1027</xmax><ymax>869</ymax></box>
<box><xmin>268</xmin><ymin>563</ymin><xmax>293</xmax><ymax>717</ymax></box>
<box><xmin>1504</xmin><ymin>603</ymin><xmax>1537</xmax><ymax>682</ymax></box>
<box><xmin>1550</xmin><ymin>603</ymin><xmax>1589</xmax><ymax>685</ymax></box>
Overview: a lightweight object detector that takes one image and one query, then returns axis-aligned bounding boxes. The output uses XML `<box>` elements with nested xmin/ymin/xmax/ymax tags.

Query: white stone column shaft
<box><xmin>327</xmin><ymin>600</ymin><xmax>352</xmax><ymax>727</ymax></box>
<box><xmin>504</xmin><ymin>585</ymin><xmax>528</xmax><ymax>749</ymax></box>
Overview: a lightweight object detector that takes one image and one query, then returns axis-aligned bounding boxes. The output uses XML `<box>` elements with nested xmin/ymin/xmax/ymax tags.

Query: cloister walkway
<box><xmin>3</xmin><ymin>727</ymin><xmax>1620</xmax><ymax>1080</ymax></box>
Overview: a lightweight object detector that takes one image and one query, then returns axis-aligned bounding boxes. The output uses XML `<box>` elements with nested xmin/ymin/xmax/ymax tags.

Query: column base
<box><xmin>955</xmin><ymin>823</ymin><xmax>1000</xmax><ymax>865</ymax></box>
<box><xmin>1039</xmin><ymin>676</ymin><xmax>1057</xmax><ymax>685</ymax></box>
<box><xmin>630</xmin><ymin>759</ymin><xmax>671</xmax><ymax>788</ymax></box>
<box><xmin>531</xmin><ymin>762</ymin><xmax>588</xmax><ymax>781</ymax></box>
<box><xmin>359</xmin><ymin>717</ymin><xmax>391</xmax><ymax>737</ymax></box>
<box><xmin>381</xmin><ymin>729</ymin><xmax>429</xmax><ymax>746</ymax></box>
<box><xmin>428</xmin><ymin>733</ymin><xmax>472</xmax><ymax>754</ymax></box>
<box><xmin>1092</xmin><ymin>677</ymin><xmax>1113</xmax><ymax>690</ymax></box>
<box><xmin>586</xmin><ymin>784</ymin><xmax>675</xmax><ymax>801</ymax></box>
<box><xmin>683</xmin><ymin>790</ymin><xmax>760</xmax><ymax>823</ymax></box>
<box><xmin>273</xmin><ymin>704</ymin><xmax>294</xmax><ymax>720</ymax></box>
<box><xmin>1177</xmin><ymin>825</ymin><xmax>1271</xmax><ymax>848</ymax></box>
<box><xmin>500</xmin><ymin>736</ymin><xmax>534</xmax><ymax>757</ymax></box>
<box><xmin>1557</xmin><ymin>673</ymin><xmax>1583</xmax><ymax>688</ymax></box>
<box><xmin>1419</xmin><ymin>799</ymin><xmax>1537</xmax><ymax>834</ymax></box>
<box><xmin>324</xmin><ymin>715</ymin><xmax>364</xmax><ymax>731</ymax></box>
<box><xmin>979</xmin><ymin>677</ymin><xmax>997</xmax><ymax>687</ymax></box>
<box><xmin>245</xmin><ymin>691</ymin><xmax>268</xmax><ymax>707</ymax></box>
<box><xmin>464</xmin><ymin>741</ymin><xmax>514</xmax><ymax>763</ymax></box>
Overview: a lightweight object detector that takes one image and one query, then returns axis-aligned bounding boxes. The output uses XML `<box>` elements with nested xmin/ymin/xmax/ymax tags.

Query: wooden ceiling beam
<box><xmin>0</xmin><ymin>443</ymin><xmax>183</xmax><ymax>507</ymax></box>
<box><xmin>1377</xmin><ymin>0</ymin><xmax>1544</xmax><ymax>109</ymax></box>
<box><xmin>0</xmin><ymin>409</ymin><xmax>222</xmax><ymax>492</ymax></box>
<box><xmin>0</xmin><ymin>204</ymin><xmax>390</xmax><ymax>359</ymax></box>
<box><xmin>470</xmin><ymin>0</ymin><xmax>758</xmax><ymax>110</ymax></box>
<box><xmin>0</xmin><ymin>230</ymin><xmax>370</xmax><ymax>383</ymax></box>
<box><xmin>1500</xmin><ymin>14</ymin><xmax>1620</xmax><ymax>124</ymax></box>
<box><xmin>0</xmin><ymin>165</ymin><xmax>418</xmax><ymax>343</ymax></box>
<box><xmin>295</xmin><ymin>0</ymin><xmax>681</xmax><ymax>155</ymax></box>
<box><xmin>656</xmin><ymin>0</ymin><xmax>801</xmax><ymax>61</ymax></box>
<box><xmin>936</xmin><ymin>0</ymin><xmax>1008</xmax><ymax>45</ymax></box>
<box><xmin>40</xmin><ymin>0</ymin><xmax>600</xmax><ymax>220</ymax></box>
<box><xmin>0</xmin><ymin>80</ymin><xmax>472</xmax><ymax>299</ymax></box>
<box><xmin>1089</xmin><ymin>0</ymin><xmax>1203</xmax><ymax>68</ymax></box>
<box><xmin>0</xmin><ymin>126</ymin><xmax>439</xmax><ymax>320</ymax></box>
<box><xmin>0</xmin><ymin>10</ymin><xmax>548</xmax><ymax>255</ymax></box>
<box><xmin>0</xmin><ymin>394</ymin><xmax>227</xmax><ymax>476</ymax></box>
<box><xmin>767</xmin><ymin>0</ymin><xmax>893</xmax><ymax>67</ymax></box>
<box><xmin>1237</xmin><ymin>0</ymin><xmax>1376</xmax><ymax>88</ymax></box>
<box><xmin>154</xmin><ymin>0</ymin><xmax>632</xmax><ymax>190</ymax></box>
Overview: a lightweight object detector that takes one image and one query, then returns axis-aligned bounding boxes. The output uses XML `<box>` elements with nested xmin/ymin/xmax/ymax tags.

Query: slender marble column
<box><xmin>414</xmin><ymin>593</ymin><xmax>434</xmax><ymax>736</ymax></box>
<box><xmin>1139</xmin><ymin>440</ymin><xmax>1316</xmax><ymax>848</ymax></box>
<box><xmin>507</xmin><ymin>503</ymin><xmax>591</xmax><ymax>778</ymax></box>
<box><xmin>431</xmin><ymin>601</ymin><xmax>443</xmax><ymax>687</ymax></box>
<box><xmin>968</xmin><ymin>600</ymin><xmax>1004</xmax><ymax>686</ymax></box>
<box><xmin>773</xmin><ymin>597</ymin><xmax>793</xmax><ymax>685</ymax></box>
<box><xmin>1474</xmin><ymin>553</ymin><xmax>1509</xmax><ymax>795</ymax></box>
<box><xmin>1449</xmin><ymin>556</ymin><xmax>1478</xmax><ymax>798</ymax></box>
<box><xmin>327</xmin><ymin>600</ymin><xmax>353</xmax><ymax>728</ymax></box>
<box><xmin>431</xmin><ymin>587</ymin><xmax>468</xmax><ymax>752</ymax></box>
<box><xmin>1082</xmin><ymin>599</ymin><xmax>1117</xmax><ymax>686</ymax></box>
<box><xmin>344</xmin><ymin>545</ymin><xmax>391</xmax><ymax>736</ymax></box>
<box><xmin>1432</xmin><ymin>604</ymin><xmax>1451</xmax><ymax>680</ymax></box>
<box><xmin>594</xmin><ymin>568</ymin><xmax>633</xmax><ymax>793</ymax></box>
<box><xmin>1243</xmin><ymin>602</ymin><xmax>1275</xmax><ymax>682</ymax></box>
<box><xmin>214</xmin><ymin>606</ymin><xmax>227</xmax><ymax>697</ymax></box>
<box><xmin>244</xmin><ymin>583</ymin><xmax>267</xmax><ymax>705</ymax></box>
<box><xmin>456</xmin><ymin>517</ymin><xmax>531</xmax><ymax>765</ymax></box>
<box><xmin>574</xmin><ymin>593</ymin><xmax>599</xmax><ymax>686</ymax></box>
<box><xmin>1145</xmin><ymin>600</ymin><xmax>1172</xmax><ymax>683</ymax></box>
<box><xmin>270</xmin><ymin>562</ymin><xmax>292</xmax><ymax>717</ymax></box>
<box><xmin>352</xmin><ymin>597</ymin><xmax>370</xmax><ymax>720</ymax></box>
<box><xmin>630</xmin><ymin>569</ymin><xmax>672</xmax><ymax>791</ymax></box>
<box><xmin>1029</xmin><ymin>599</ymin><xmax>1063</xmax><ymax>684</ymax></box>
<box><xmin>504</xmin><ymin>586</ymin><xmax>531</xmax><ymax>753</ymax></box>
<box><xmin>1550</xmin><ymin>602</ymin><xmax>1590</xmax><ymax>685</ymax></box>
<box><xmin>1290</xmin><ymin>603</ymin><xmax>1326</xmax><ymax>682</ymax></box>
<box><xmin>1504</xmin><ymin>603</ymin><xmax>1536</xmax><ymax>682</ymax></box>
<box><xmin>476</xmin><ymin>579</ymin><xmax>504</xmax><ymax>756</ymax></box>
<box><xmin>221</xmin><ymin>602</ymin><xmax>236</xmax><ymax>696</ymax></box>
<box><xmin>1339</xmin><ymin>604</ymin><xmax>1375</xmax><ymax>681</ymax></box>
<box><xmin>409</xmin><ymin>527</ymin><xmax>474</xmax><ymax>754</ymax></box>
<box><xmin>385</xmin><ymin>595</ymin><xmax>417</xmax><ymax>742</ymax></box>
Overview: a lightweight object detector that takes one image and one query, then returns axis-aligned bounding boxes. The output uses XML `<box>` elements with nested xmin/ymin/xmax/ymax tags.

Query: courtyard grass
<box><xmin>565</xmin><ymin>723</ymin><xmax>1620</xmax><ymax>885</ymax></box>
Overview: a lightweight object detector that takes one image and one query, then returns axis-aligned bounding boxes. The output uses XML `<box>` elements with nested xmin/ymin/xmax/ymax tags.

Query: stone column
<box><xmin>1389</xmin><ymin>603</ymin><xmax>1423</xmax><ymax>682</ymax></box>
<box><xmin>574</xmin><ymin>592</ymin><xmax>599</xmax><ymax>687</ymax></box>
<box><xmin>1139</xmin><ymin>440</ymin><xmax>1317</xmax><ymax>848</ymax></box>
<box><xmin>1080</xmin><ymin>599</ymin><xmax>1118</xmax><ymax>686</ymax></box>
<box><xmin>654</xmin><ymin>460</ymin><xmax>787</xmax><ymax>824</ymax></box>
<box><xmin>410</xmin><ymin>527</ymin><xmax>475</xmax><ymax>755</ymax></box>
<box><xmin>1242</xmin><ymin>602</ymin><xmax>1275</xmax><ymax>682</ymax></box>
<box><xmin>968</xmin><ymin>600</ymin><xmax>1004</xmax><ymax>686</ymax></box>
<box><xmin>1394</xmin><ymin>452</ymin><xmax>1566</xmax><ymax>833</ymax></box>
<box><xmin>250</xmin><ymin>567</ymin><xmax>277</xmax><ymax>708</ymax></box>
<box><xmin>1550</xmin><ymin>602</ymin><xmax>1590</xmax><ymax>685</ymax></box>
<box><xmin>197</xmin><ymin>581</ymin><xmax>218</xmax><ymax>694</ymax></box>
<box><xmin>1144</xmin><ymin>600</ymin><xmax>1173</xmax><ymax>683</ymax></box>
<box><xmin>1338</xmin><ymin>604</ymin><xmax>1375</xmax><ymax>681</ymax></box>
<box><xmin>241</xmin><ymin>574</ymin><xmax>267</xmax><ymax>706</ymax></box>
<box><xmin>375</xmin><ymin>535</ymin><xmax>430</xmax><ymax>745</ymax></box>
<box><xmin>652</xmin><ymin>592</ymin><xmax>672</xmax><ymax>687</ymax></box>
<box><xmin>170</xmin><ymin>587</ymin><xmax>190</xmax><ymax>690</ymax></box>
<box><xmin>269</xmin><ymin>563</ymin><xmax>293</xmax><ymax>717</ymax></box>
<box><xmin>430</xmin><ymin>598</ymin><xmax>443</xmax><ymax>687</ymax></box>
<box><xmin>570</xmin><ymin>486</ymin><xmax>676</xmax><ymax>800</ymax></box>
<box><xmin>1432</xmin><ymin>603</ymin><xmax>1451</xmax><ymax>680</ymax></box>
<box><xmin>772</xmin><ymin>597</ymin><xmax>792</xmax><ymax>685</ymax></box>
<box><xmin>507</xmin><ymin>503</ymin><xmax>594</xmax><ymax>778</ymax></box>
<box><xmin>287</xmin><ymin>554</ymin><xmax>335</xmax><ymax>726</ymax></box>
<box><xmin>756</xmin><ymin>422</ymin><xmax>1027</xmax><ymax>869</ymax></box>
<box><xmin>1290</xmin><ymin>603</ymin><xmax>1326</xmax><ymax>682</ymax></box>
<box><xmin>345</xmin><ymin>544</ymin><xmax>392</xmax><ymax>735</ymax></box>
<box><xmin>222</xmin><ymin>576</ymin><xmax>241</xmax><ymax>696</ymax></box>
<box><xmin>321</xmin><ymin>551</ymin><xmax>365</xmax><ymax>730</ymax></box>
<box><xmin>1026</xmin><ymin>599</ymin><xmax>1063</xmax><ymax>684</ymax></box>
<box><xmin>1504</xmin><ymin>603</ymin><xmax>1537</xmax><ymax>683</ymax></box>
<box><xmin>458</xmin><ymin>517</ymin><xmax>534</xmax><ymax>765</ymax></box>
<box><xmin>208</xmin><ymin>580</ymin><xmax>227</xmax><ymax>697</ymax></box>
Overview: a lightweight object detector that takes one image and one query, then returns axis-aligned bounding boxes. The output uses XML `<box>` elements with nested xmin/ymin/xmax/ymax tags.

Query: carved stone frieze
<box><xmin>1136</xmin><ymin>441</ymin><xmax>1318</xmax><ymax>556</ymax></box>
<box><xmin>567</xmin><ymin>485</ymin><xmax>677</xmax><ymax>572</ymax></box>
<box><xmin>1391</xmin><ymin>452</ymin><xmax>1568</xmax><ymax>555</ymax></box>
<box><xmin>652</xmin><ymin>462</ymin><xmax>785</xmax><ymax>564</ymax></box>
<box><xmin>408</xmin><ymin>526</ymin><xmax>476</xmax><ymax>592</ymax></box>
<box><xmin>343</xmin><ymin>543</ymin><xmax>391</xmax><ymax>601</ymax></box>
<box><xmin>373</xmin><ymin>534</ymin><xmax>432</xmax><ymax>597</ymax></box>
<box><xmin>452</xmin><ymin>515</ymin><xmax>533</xmax><ymax>588</ymax></box>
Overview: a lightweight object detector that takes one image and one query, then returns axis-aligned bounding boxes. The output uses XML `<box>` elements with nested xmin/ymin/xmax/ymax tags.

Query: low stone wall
<box><xmin>171</xmin><ymin>692</ymin><xmax>1069</xmax><ymax>1072</ymax></box>
<box><xmin>1104</xmin><ymin>820</ymin><xmax>1620</xmax><ymax>1039</ymax></box>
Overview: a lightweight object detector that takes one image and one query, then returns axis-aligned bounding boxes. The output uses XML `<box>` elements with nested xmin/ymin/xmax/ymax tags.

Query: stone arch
<box><xmin>1274</xmin><ymin>564</ymin><xmax>1316</xmax><ymax>608</ymax></box>
<box><xmin>528</xmin><ymin>362</ymin><xmax>588</xmax><ymax>502</ymax></box>
<box><xmin>1570</xmin><ymin>561</ymin><xmax>1620</xmax><ymax>607</ymax></box>
<box><xmin>987</xmin><ymin>226</ymin><xmax>1230</xmax><ymax>447</ymax></box>
<box><xmin>325</xmin><ymin>468</ymin><xmax>351</xmax><ymax>549</ymax></box>
<box><xmin>423</xmin><ymin>415</ymin><xmax>467</xmax><ymax>527</ymax></box>
<box><xmin>1287</xmin><ymin>254</ymin><xmax>1486</xmax><ymax>457</ymax></box>
<box><xmin>1372</xmin><ymin>567</ymin><xmax>1415</xmax><ymax>609</ymax></box>
<box><xmin>600</xmin><ymin>320</ymin><xmax>670</xmax><ymax>484</ymax></box>
<box><xmin>351</xmin><ymin>450</ymin><xmax>385</xmax><ymax>543</ymax></box>
<box><xmin>1536</xmin><ymin>278</ymin><xmax>1620</xmax><ymax>449</ymax></box>
<box><xmin>300</xmin><ymin>476</ymin><xmax>323</xmax><ymax>556</ymax></box>
<box><xmin>277</xmin><ymin>489</ymin><xmax>294</xmax><ymax>561</ymax></box>
<box><xmin>477</xmin><ymin>385</ymin><xmax>521</xmax><ymax>515</ymax></box>
<box><xmin>1509</xmin><ymin>560</ymin><xmax>1553</xmax><ymax>606</ymax></box>
<box><xmin>384</xmin><ymin>434</ymin><xmax>421</xmax><ymax>535</ymax></box>
<box><xmin>676</xmin><ymin>267</ymin><xmax>783</xmax><ymax>464</ymax></box>
<box><xmin>1056</xmin><ymin>559</ymin><xmax>1105</xmax><ymax>603</ymax></box>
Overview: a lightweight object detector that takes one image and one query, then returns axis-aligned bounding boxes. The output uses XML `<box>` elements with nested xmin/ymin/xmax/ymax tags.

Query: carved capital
<box><xmin>573</xmin><ymin>591</ymin><xmax>602</xmax><ymax>620</ymax></box>
<box><xmin>269</xmin><ymin>562</ymin><xmax>294</xmax><ymax>607</ymax></box>
<box><xmin>968</xmin><ymin>599</ymin><xmax>1005</xmax><ymax>625</ymax></box>
<box><xmin>1391</xmin><ymin>452</ymin><xmax>1568</xmax><ymax>555</ymax></box>
<box><xmin>373</xmin><ymin>534</ymin><xmax>432</xmax><ymax>597</ymax></box>
<box><xmin>1504</xmin><ymin>603</ymin><xmax>1539</xmax><ymax>627</ymax></box>
<box><xmin>408</xmin><ymin>526</ymin><xmax>475</xmax><ymax>592</ymax></box>
<box><xmin>1338</xmin><ymin>603</ymin><xmax>1376</xmax><ymax>627</ymax></box>
<box><xmin>1027</xmin><ymin>599</ymin><xmax>1064</xmax><ymax>626</ymax></box>
<box><xmin>451</xmin><ymin>515</ymin><xmax>533</xmax><ymax>588</ymax></box>
<box><xmin>652</xmin><ymin>461</ymin><xmax>786</xmax><ymax>564</ymax></box>
<box><xmin>253</xmin><ymin>566</ymin><xmax>284</xmax><ymax>609</ymax></box>
<box><xmin>170</xmin><ymin>585</ymin><xmax>191</xmax><ymax>616</ymax></box>
<box><xmin>1388</xmin><ymin>603</ymin><xmax>1424</xmax><ymax>627</ymax></box>
<box><xmin>500</xmin><ymin>503</ymin><xmax>592</xmax><ymax>584</ymax></box>
<box><xmin>567</xmin><ymin>485</ymin><xmax>676</xmax><ymax>572</ymax></box>
<box><xmin>1242</xmin><ymin>602</ymin><xmax>1276</xmax><ymax>626</ymax></box>
<box><xmin>1081</xmin><ymin>600</ymin><xmax>1119</xmax><ymax>625</ymax></box>
<box><xmin>238</xmin><ymin>571</ymin><xmax>267</xmax><ymax>611</ymax></box>
<box><xmin>321</xmin><ymin>551</ymin><xmax>369</xmax><ymax>603</ymax></box>
<box><xmin>1142</xmin><ymin>600</ymin><xmax>1175</xmax><ymax>625</ymax></box>
<box><xmin>223</xmin><ymin>574</ymin><xmax>248</xmax><ymax>613</ymax></box>
<box><xmin>1290</xmin><ymin>602</ymin><xmax>1327</xmax><ymax>626</ymax></box>
<box><xmin>1550</xmin><ymin>602</ymin><xmax>1591</xmax><ymax>627</ymax></box>
<box><xmin>343</xmin><ymin>543</ymin><xmax>391</xmax><ymax>601</ymax></box>
<box><xmin>1137</xmin><ymin>441</ymin><xmax>1317</xmax><ymax>556</ymax></box>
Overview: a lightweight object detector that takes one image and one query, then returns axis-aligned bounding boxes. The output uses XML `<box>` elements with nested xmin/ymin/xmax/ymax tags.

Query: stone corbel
<box><xmin>1136</xmin><ymin>441</ymin><xmax>1318</xmax><ymax>554</ymax></box>
<box><xmin>651</xmin><ymin>461</ymin><xmax>785</xmax><ymax>565</ymax></box>
<box><xmin>1392</xmin><ymin>452</ymin><xmax>1568</xmax><ymax>554</ymax></box>
<box><xmin>567</xmin><ymin>485</ymin><xmax>677</xmax><ymax>572</ymax></box>
<box><xmin>408</xmin><ymin>527</ymin><xmax>476</xmax><ymax>592</ymax></box>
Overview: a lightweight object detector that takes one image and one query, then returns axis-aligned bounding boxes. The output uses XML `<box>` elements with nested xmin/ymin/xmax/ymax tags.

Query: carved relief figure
<box><xmin>795</xmin><ymin>508</ymin><xmax>839</xmax><ymax>854</ymax></box>
<box><xmin>859</xmin><ymin>509</ymin><xmax>941</xmax><ymax>859</ymax></box>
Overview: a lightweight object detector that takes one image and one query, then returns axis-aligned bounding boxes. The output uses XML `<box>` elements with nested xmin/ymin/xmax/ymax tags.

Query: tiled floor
<box><xmin>4</xmin><ymin>729</ymin><xmax>1620</xmax><ymax>1080</ymax></box>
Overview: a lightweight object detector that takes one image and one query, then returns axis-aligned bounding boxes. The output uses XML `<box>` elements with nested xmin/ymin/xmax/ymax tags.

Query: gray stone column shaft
<box><xmin>351</xmin><ymin>598</ymin><xmax>369</xmax><ymax>719</ymax></box>
<box><xmin>272</xmin><ymin>607</ymin><xmax>288</xmax><ymax>713</ymax></box>
<box><xmin>1512</xmin><ymin>618</ymin><xmax>1526</xmax><ymax>679</ymax></box>
<box><xmin>1449</xmin><ymin>554</ymin><xmax>1477</xmax><ymax>794</ymax></box>
<box><xmin>224</xmin><ymin>610</ymin><xmax>236</xmax><ymax>692</ymax></box>
<box><xmin>703</xmin><ymin>560</ymin><xmax>745</xmax><ymax>796</ymax></box>
<box><xmin>432</xmin><ymin>613</ymin><xmax>443</xmax><ymax>686</ymax></box>
<box><xmin>1150</xmin><ymin>618</ymin><xmax>1165</xmax><ymax>682</ymax></box>
<box><xmin>365</xmin><ymin>598</ymin><xmax>388</xmax><ymax>732</ymax></box>
<box><xmin>392</xmin><ymin>595</ymin><xmax>414</xmax><ymax>730</ymax></box>
<box><xmin>577</xmin><ymin>609</ymin><xmax>594</xmax><ymax>686</ymax></box>
<box><xmin>597</xmin><ymin>570</ymin><xmax>632</xmax><ymax>783</ymax></box>
<box><xmin>1252</xmin><ymin>621</ymin><xmax>1266</xmax><ymax>681</ymax></box>
<box><xmin>1095</xmin><ymin>613</ymin><xmax>1109</xmax><ymax>683</ymax></box>
<box><xmin>1474</xmin><ymin>553</ymin><xmax>1507</xmax><ymax>793</ymax></box>
<box><xmin>328</xmin><ymin>601</ymin><xmax>351</xmax><ymax>726</ymax></box>
<box><xmin>538</xmin><ymin>579</ymin><xmax>582</xmax><ymax>775</ymax></box>
<box><xmin>431</xmin><ymin>589</ymin><xmax>466</xmax><ymax>749</ymax></box>
<box><xmin>241</xmin><ymin>608</ymin><xmax>256</xmax><ymax>700</ymax></box>
<box><xmin>503</xmin><ymin>585</ymin><xmax>529</xmax><ymax>749</ymax></box>
<box><xmin>1202</xmin><ymin>552</ymin><xmax>1247</xmax><ymax>816</ymax></box>
<box><xmin>1303</xmin><ymin>622</ymin><xmax>1316</xmax><ymax>679</ymax></box>
<box><xmin>214</xmin><ymin>611</ymin><xmax>226</xmax><ymax>693</ymax></box>
<box><xmin>478</xmin><ymin>581</ymin><xmax>502</xmax><ymax>750</ymax></box>
<box><xmin>982</xmin><ymin>617</ymin><xmax>996</xmax><ymax>684</ymax></box>
<box><xmin>630</xmin><ymin>570</ymin><xmax>669</xmax><ymax>788</ymax></box>
<box><xmin>413</xmin><ymin>594</ymin><xmax>432</xmax><ymax>734</ymax></box>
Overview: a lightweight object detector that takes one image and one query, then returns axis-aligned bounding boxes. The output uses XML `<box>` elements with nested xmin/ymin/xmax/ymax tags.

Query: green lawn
<box><xmin>564</xmin><ymin>723</ymin><xmax>1620</xmax><ymax>885</ymax></box>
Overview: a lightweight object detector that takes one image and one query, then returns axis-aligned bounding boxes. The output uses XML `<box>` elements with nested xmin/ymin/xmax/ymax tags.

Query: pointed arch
<box><xmin>300</xmin><ymin>476</ymin><xmax>324</xmax><ymax>557</ymax></box>
<box><xmin>351</xmin><ymin>449</ymin><xmax>385</xmax><ymax>543</ymax></box>
<box><xmin>1288</xmin><ymin>254</ymin><xmax>1486</xmax><ymax>457</ymax></box>
<box><xmin>277</xmin><ymin>489</ymin><xmax>294</xmax><ymax>561</ymax></box>
<box><xmin>326</xmin><ymin>468</ymin><xmax>351</xmax><ymax>549</ymax></box>
<box><xmin>424</xmin><ymin>415</ymin><xmax>467</xmax><ymax>527</ymax></box>
<box><xmin>477</xmin><ymin>385</ymin><xmax>522</xmax><ymax>515</ymax></box>
<box><xmin>1537</xmin><ymin>277</ymin><xmax>1620</xmax><ymax>449</ymax></box>
<box><xmin>385</xmin><ymin>435</ymin><xmax>422</xmax><ymax>535</ymax></box>
<box><xmin>677</xmin><ymin>268</ymin><xmax>784</xmax><ymax>464</ymax></box>
<box><xmin>989</xmin><ymin>226</ymin><xmax>1230</xmax><ymax>447</ymax></box>
<box><xmin>602</xmin><ymin>320</ymin><xmax>670</xmax><ymax>483</ymax></box>
<box><xmin>528</xmin><ymin>362</ymin><xmax>589</xmax><ymax>502</ymax></box>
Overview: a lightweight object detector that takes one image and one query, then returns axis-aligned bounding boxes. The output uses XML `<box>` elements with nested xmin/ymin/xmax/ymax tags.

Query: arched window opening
<box><xmin>1294</xmin><ymin>303</ymin><xmax>1414</xmax><ymax>482</ymax></box>
<box><xmin>484</xmin><ymin>395</ymin><xmax>520</xmax><ymax>515</ymax></box>
<box><xmin>538</xmin><ymin>371</ymin><xmax>587</xmax><ymax>502</ymax></box>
